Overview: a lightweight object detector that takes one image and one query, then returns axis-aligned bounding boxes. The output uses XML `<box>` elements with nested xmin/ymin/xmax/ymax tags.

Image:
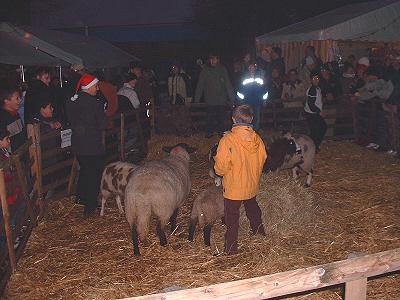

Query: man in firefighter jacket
<box><xmin>236</xmin><ymin>62</ymin><xmax>269</xmax><ymax>131</ymax></box>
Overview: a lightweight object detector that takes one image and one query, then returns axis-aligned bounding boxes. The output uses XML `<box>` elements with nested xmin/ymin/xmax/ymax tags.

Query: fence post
<box><xmin>27</xmin><ymin>124</ymin><xmax>42</xmax><ymax>220</ymax></box>
<box><xmin>120</xmin><ymin>113</ymin><xmax>125</xmax><ymax>161</ymax></box>
<box><xmin>11</xmin><ymin>155</ymin><xmax>36</xmax><ymax>225</ymax></box>
<box><xmin>0</xmin><ymin>168</ymin><xmax>17</xmax><ymax>273</ymax></box>
<box><xmin>345</xmin><ymin>252</ymin><xmax>367</xmax><ymax>300</ymax></box>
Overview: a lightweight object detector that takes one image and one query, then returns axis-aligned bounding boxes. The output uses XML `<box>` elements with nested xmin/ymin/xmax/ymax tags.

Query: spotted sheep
<box><xmin>264</xmin><ymin>133</ymin><xmax>316</xmax><ymax>187</ymax></box>
<box><xmin>188</xmin><ymin>184</ymin><xmax>224</xmax><ymax>246</ymax></box>
<box><xmin>99</xmin><ymin>162</ymin><xmax>138</xmax><ymax>216</ymax></box>
<box><xmin>124</xmin><ymin>143</ymin><xmax>196</xmax><ymax>256</ymax></box>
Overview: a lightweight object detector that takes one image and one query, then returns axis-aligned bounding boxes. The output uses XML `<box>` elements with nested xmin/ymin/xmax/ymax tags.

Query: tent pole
<box><xmin>58</xmin><ymin>66</ymin><xmax>63</xmax><ymax>88</ymax></box>
<box><xmin>20</xmin><ymin>65</ymin><xmax>25</xmax><ymax>82</ymax></box>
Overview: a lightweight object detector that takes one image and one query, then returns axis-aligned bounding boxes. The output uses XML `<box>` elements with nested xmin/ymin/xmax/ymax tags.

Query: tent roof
<box><xmin>0</xmin><ymin>23</ymin><xmax>66</xmax><ymax>66</ymax></box>
<box><xmin>19</xmin><ymin>26</ymin><xmax>140</xmax><ymax>68</ymax></box>
<box><xmin>257</xmin><ymin>0</ymin><xmax>400</xmax><ymax>44</ymax></box>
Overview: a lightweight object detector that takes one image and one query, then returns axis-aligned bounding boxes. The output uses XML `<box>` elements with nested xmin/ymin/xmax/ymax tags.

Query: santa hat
<box><xmin>70</xmin><ymin>74</ymin><xmax>99</xmax><ymax>101</ymax></box>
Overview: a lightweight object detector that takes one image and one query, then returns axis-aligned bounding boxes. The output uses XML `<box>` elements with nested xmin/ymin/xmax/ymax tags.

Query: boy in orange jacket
<box><xmin>214</xmin><ymin>104</ymin><xmax>267</xmax><ymax>255</ymax></box>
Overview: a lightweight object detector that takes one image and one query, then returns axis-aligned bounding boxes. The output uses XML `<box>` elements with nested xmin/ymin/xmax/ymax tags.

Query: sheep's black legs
<box><xmin>203</xmin><ymin>224</ymin><xmax>212</xmax><ymax>246</ymax></box>
<box><xmin>157</xmin><ymin>222</ymin><xmax>167</xmax><ymax>246</ymax></box>
<box><xmin>169</xmin><ymin>209</ymin><xmax>179</xmax><ymax>233</ymax></box>
<box><xmin>188</xmin><ymin>219</ymin><xmax>197</xmax><ymax>241</ymax></box>
<box><xmin>131</xmin><ymin>225</ymin><xmax>140</xmax><ymax>256</ymax></box>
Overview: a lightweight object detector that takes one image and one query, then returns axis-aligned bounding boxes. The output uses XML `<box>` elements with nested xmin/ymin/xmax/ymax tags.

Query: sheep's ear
<box><xmin>162</xmin><ymin>146</ymin><xmax>173</xmax><ymax>153</ymax></box>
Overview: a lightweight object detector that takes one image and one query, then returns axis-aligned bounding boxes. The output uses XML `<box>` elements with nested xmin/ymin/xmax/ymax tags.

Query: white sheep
<box><xmin>188</xmin><ymin>184</ymin><xmax>224</xmax><ymax>246</ymax></box>
<box><xmin>99</xmin><ymin>161</ymin><xmax>138</xmax><ymax>216</ymax></box>
<box><xmin>125</xmin><ymin>143</ymin><xmax>196</xmax><ymax>256</ymax></box>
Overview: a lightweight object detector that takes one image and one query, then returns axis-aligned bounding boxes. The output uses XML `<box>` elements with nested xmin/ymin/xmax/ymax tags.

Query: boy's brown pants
<box><xmin>224</xmin><ymin>197</ymin><xmax>265</xmax><ymax>255</ymax></box>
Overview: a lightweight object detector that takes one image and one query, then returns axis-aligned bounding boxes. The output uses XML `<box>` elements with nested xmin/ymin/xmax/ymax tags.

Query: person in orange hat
<box><xmin>66</xmin><ymin>74</ymin><xmax>107</xmax><ymax>217</ymax></box>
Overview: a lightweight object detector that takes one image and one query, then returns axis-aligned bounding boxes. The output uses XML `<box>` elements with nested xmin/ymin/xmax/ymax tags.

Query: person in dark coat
<box><xmin>66</xmin><ymin>74</ymin><xmax>107</xmax><ymax>217</ymax></box>
<box><xmin>0</xmin><ymin>86</ymin><xmax>26</xmax><ymax>152</ymax></box>
<box><xmin>304</xmin><ymin>71</ymin><xmax>327</xmax><ymax>152</ymax></box>
<box><xmin>24</xmin><ymin>67</ymin><xmax>53</xmax><ymax>124</ymax></box>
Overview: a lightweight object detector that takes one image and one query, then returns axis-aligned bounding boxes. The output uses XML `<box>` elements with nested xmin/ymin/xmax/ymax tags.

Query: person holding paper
<box><xmin>66</xmin><ymin>74</ymin><xmax>107</xmax><ymax>217</ymax></box>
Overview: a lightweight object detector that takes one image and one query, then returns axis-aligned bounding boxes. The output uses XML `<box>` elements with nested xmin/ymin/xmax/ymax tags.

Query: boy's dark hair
<box><xmin>0</xmin><ymin>86</ymin><xmax>20</xmax><ymax>108</ymax></box>
<box><xmin>36</xmin><ymin>98</ymin><xmax>53</xmax><ymax>110</ymax></box>
<box><xmin>125</xmin><ymin>73</ymin><xmax>138</xmax><ymax>83</ymax></box>
<box><xmin>272</xmin><ymin>47</ymin><xmax>282</xmax><ymax>57</ymax></box>
<box><xmin>34</xmin><ymin>67</ymin><xmax>50</xmax><ymax>77</ymax></box>
<box><xmin>310</xmin><ymin>70</ymin><xmax>320</xmax><ymax>79</ymax></box>
<box><xmin>233</xmin><ymin>104</ymin><xmax>253</xmax><ymax>123</ymax></box>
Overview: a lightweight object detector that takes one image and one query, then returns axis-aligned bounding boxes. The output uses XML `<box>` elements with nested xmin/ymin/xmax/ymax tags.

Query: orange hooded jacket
<box><xmin>214</xmin><ymin>125</ymin><xmax>267</xmax><ymax>200</ymax></box>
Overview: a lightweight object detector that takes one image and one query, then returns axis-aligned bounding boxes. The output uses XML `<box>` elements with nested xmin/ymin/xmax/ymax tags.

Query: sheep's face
<box><xmin>163</xmin><ymin>143</ymin><xmax>197</xmax><ymax>161</ymax></box>
<box><xmin>264</xmin><ymin>138</ymin><xmax>297</xmax><ymax>172</ymax></box>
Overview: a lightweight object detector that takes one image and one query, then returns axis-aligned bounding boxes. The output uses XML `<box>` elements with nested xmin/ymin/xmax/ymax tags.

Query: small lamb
<box><xmin>99</xmin><ymin>161</ymin><xmax>138</xmax><ymax>216</ymax></box>
<box><xmin>188</xmin><ymin>184</ymin><xmax>224</xmax><ymax>246</ymax></box>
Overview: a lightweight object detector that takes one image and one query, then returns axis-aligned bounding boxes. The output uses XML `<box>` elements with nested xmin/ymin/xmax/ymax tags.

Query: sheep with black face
<box><xmin>124</xmin><ymin>143</ymin><xmax>196</xmax><ymax>256</ymax></box>
<box><xmin>264</xmin><ymin>133</ymin><xmax>316</xmax><ymax>187</ymax></box>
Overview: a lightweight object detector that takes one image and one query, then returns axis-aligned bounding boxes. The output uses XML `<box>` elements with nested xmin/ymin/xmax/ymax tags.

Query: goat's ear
<box><xmin>162</xmin><ymin>146</ymin><xmax>173</xmax><ymax>153</ymax></box>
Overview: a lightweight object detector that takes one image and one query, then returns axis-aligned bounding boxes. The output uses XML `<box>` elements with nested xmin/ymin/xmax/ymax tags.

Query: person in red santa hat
<box><xmin>66</xmin><ymin>74</ymin><xmax>107</xmax><ymax>217</ymax></box>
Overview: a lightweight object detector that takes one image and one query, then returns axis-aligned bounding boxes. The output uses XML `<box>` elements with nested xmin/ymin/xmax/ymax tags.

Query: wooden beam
<box><xmin>126</xmin><ymin>248</ymin><xmax>400</xmax><ymax>300</ymax></box>
<box><xmin>0</xmin><ymin>169</ymin><xmax>17</xmax><ymax>273</ymax></box>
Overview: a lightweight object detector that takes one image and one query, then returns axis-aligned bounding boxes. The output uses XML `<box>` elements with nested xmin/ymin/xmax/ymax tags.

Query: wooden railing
<box><xmin>0</xmin><ymin>111</ymin><xmax>149</xmax><ymax>295</ymax></box>
<box><xmin>127</xmin><ymin>248</ymin><xmax>400</xmax><ymax>300</ymax></box>
<box><xmin>0</xmin><ymin>139</ymin><xmax>38</xmax><ymax>293</ymax></box>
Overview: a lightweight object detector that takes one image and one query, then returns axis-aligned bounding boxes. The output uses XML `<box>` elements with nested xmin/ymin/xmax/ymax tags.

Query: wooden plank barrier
<box><xmin>128</xmin><ymin>248</ymin><xmax>400</xmax><ymax>300</ymax></box>
<box><xmin>0</xmin><ymin>140</ymin><xmax>38</xmax><ymax>293</ymax></box>
<box><xmin>183</xmin><ymin>99</ymin><xmax>354</xmax><ymax>140</ymax></box>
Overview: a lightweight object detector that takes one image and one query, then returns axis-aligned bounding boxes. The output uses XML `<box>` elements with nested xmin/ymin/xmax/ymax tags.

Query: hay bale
<box><xmin>255</xmin><ymin>173</ymin><xmax>315</xmax><ymax>235</ymax></box>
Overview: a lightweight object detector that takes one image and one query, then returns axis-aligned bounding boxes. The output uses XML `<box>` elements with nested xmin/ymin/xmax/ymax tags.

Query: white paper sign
<box><xmin>61</xmin><ymin>129</ymin><xmax>72</xmax><ymax>148</ymax></box>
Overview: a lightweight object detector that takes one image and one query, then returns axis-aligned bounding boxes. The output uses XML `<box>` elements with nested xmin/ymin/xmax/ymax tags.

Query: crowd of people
<box><xmin>1</xmin><ymin>46</ymin><xmax>400</xmax><ymax>215</ymax></box>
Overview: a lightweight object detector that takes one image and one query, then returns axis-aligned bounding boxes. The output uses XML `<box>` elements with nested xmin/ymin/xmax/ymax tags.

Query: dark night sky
<box><xmin>0</xmin><ymin>0</ymin><xmax>378</xmax><ymax>38</ymax></box>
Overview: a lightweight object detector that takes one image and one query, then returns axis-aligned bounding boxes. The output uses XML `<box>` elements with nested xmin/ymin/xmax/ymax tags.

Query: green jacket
<box><xmin>194</xmin><ymin>65</ymin><xmax>234</xmax><ymax>106</ymax></box>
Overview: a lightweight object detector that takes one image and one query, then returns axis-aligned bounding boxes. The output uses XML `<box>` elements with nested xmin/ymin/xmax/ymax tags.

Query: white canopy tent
<box><xmin>256</xmin><ymin>0</ymin><xmax>400</xmax><ymax>69</ymax></box>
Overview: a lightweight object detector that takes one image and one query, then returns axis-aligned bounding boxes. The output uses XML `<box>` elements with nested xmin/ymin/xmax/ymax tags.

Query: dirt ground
<box><xmin>3</xmin><ymin>135</ymin><xmax>400</xmax><ymax>300</ymax></box>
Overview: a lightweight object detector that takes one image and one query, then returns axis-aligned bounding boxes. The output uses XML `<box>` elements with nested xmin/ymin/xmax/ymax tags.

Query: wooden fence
<box><xmin>0</xmin><ymin>139</ymin><xmax>38</xmax><ymax>292</ymax></box>
<box><xmin>127</xmin><ymin>248</ymin><xmax>400</xmax><ymax>300</ymax></box>
<box><xmin>180</xmin><ymin>98</ymin><xmax>399</xmax><ymax>149</ymax></box>
<box><xmin>0</xmin><ymin>111</ymin><xmax>148</xmax><ymax>294</ymax></box>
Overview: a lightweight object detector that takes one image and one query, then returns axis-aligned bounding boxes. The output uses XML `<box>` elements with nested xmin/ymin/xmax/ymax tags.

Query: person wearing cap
<box><xmin>236</xmin><ymin>61</ymin><xmax>269</xmax><ymax>131</ymax></box>
<box><xmin>194</xmin><ymin>52</ymin><xmax>235</xmax><ymax>138</ymax></box>
<box><xmin>304</xmin><ymin>71</ymin><xmax>327</xmax><ymax>152</ymax></box>
<box><xmin>66</xmin><ymin>74</ymin><xmax>107</xmax><ymax>217</ymax></box>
